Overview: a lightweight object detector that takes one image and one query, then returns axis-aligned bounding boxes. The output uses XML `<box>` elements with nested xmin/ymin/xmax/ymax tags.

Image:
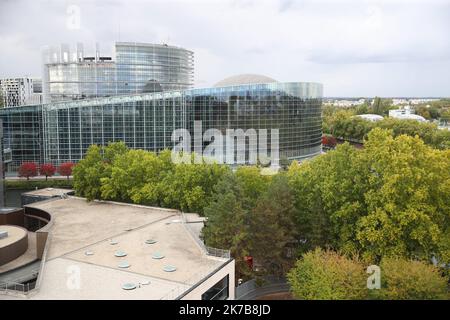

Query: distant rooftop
<box><xmin>214</xmin><ymin>74</ymin><xmax>277</xmax><ymax>87</ymax></box>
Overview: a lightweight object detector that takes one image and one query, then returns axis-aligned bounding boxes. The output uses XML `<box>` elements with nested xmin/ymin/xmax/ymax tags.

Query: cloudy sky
<box><xmin>0</xmin><ymin>0</ymin><xmax>449</xmax><ymax>97</ymax></box>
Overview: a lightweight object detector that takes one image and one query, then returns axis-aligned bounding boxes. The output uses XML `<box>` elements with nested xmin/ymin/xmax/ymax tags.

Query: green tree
<box><xmin>249</xmin><ymin>175</ymin><xmax>298</xmax><ymax>277</ymax></box>
<box><xmin>287</xmin><ymin>248</ymin><xmax>368</xmax><ymax>300</ymax></box>
<box><xmin>100</xmin><ymin>149</ymin><xmax>169</xmax><ymax>203</ymax></box>
<box><xmin>287</xmin><ymin>129</ymin><xmax>450</xmax><ymax>263</ymax></box>
<box><xmin>354</xmin><ymin>129</ymin><xmax>450</xmax><ymax>261</ymax></box>
<box><xmin>160</xmin><ymin>158</ymin><xmax>230</xmax><ymax>214</ymax></box>
<box><xmin>202</xmin><ymin>172</ymin><xmax>252</xmax><ymax>280</ymax></box>
<box><xmin>374</xmin><ymin>257</ymin><xmax>449</xmax><ymax>300</ymax></box>
<box><xmin>235</xmin><ymin>166</ymin><xmax>270</xmax><ymax>207</ymax></box>
<box><xmin>73</xmin><ymin>142</ymin><xmax>129</xmax><ymax>201</ymax></box>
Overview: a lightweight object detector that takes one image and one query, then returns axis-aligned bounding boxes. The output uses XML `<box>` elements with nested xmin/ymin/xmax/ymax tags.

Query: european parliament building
<box><xmin>42</xmin><ymin>42</ymin><xmax>194</xmax><ymax>103</ymax></box>
<box><xmin>0</xmin><ymin>74</ymin><xmax>322</xmax><ymax>173</ymax></box>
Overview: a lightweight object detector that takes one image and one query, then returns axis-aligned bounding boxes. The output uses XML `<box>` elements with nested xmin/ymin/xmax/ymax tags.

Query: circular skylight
<box><xmin>163</xmin><ymin>265</ymin><xmax>177</xmax><ymax>272</ymax></box>
<box><xmin>122</xmin><ymin>283</ymin><xmax>137</xmax><ymax>290</ymax></box>
<box><xmin>145</xmin><ymin>239</ymin><xmax>157</xmax><ymax>244</ymax></box>
<box><xmin>115</xmin><ymin>250</ymin><xmax>127</xmax><ymax>257</ymax></box>
<box><xmin>152</xmin><ymin>252</ymin><xmax>165</xmax><ymax>259</ymax></box>
<box><xmin>118</xmin><ymin>261</ymin><xmax>131</xmax><ymax>268</ymax></box>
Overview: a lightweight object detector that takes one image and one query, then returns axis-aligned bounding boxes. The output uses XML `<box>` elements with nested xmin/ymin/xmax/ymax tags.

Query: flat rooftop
<box><xmin>22</xmin><ymin>197</ymin><xmax>227</xmax><ymax>300</ymax></box>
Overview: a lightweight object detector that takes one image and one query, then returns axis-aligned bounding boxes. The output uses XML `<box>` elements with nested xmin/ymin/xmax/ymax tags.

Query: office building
<box><xmin>0</xmin><ymin>78</ymin><xmax>42</xmax><ymax>107</ymax></box>
<box><xmin>42</xmin><ymin>42</ymin><xmax>194</xmax><ymax>103</ymax></box>
<box><xmin>0</xmin><ymin>75</ymin><xmax>323</xmax><ymax>172</ymax></box>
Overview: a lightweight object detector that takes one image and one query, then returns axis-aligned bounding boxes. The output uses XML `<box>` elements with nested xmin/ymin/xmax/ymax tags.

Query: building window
<box><xmin>201</xmin><ymin>275</ymin><xmax>229</xmax><ymax>300</ymax></box>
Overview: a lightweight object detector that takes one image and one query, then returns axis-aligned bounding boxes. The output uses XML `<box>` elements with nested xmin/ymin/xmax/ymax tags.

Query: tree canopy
<box><xmin>288</xmin><ymin>128</ymin><xmax>450</xmax><ymax>263</ymax></box>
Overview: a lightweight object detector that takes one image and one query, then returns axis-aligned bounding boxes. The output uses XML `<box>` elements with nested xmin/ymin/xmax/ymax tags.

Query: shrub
<box><xmin>39</xmin><ymin>163</ymin><xmax>56</xmax><ymax>180</ymax></box>
<box><xmin>374</xmin><ymin>257</ymin><xmax>449</xmax><ymax>300</ymax></box>
<box><xmin>58</xmin><ymin>162</ymin><xmax>75</xmax><ymax>179</ymax></box>
<box><xmin>287</xmin><ymin>248</ymin><xmax>368</xmax><ymax>300</ymax></box>
<box><xmin>18</xmin><ymin>162</ymin><xmax>38</xmax><ymax>180</ymax></box>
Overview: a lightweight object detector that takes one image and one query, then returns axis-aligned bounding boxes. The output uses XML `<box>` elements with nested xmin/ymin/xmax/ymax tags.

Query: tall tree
<box><xmin>287</xmin><ymin>128</ymin><xmax>450</xmax><ymax>263</ymax></box>
<box><xmin>249</xmin><ymin>175</ymin><xmax>298</xmax><ymax>277</ymax></box>
<box><xmin>73</xmin><ymin>142</ymin><xmax>129</xmax><ymax>201</ymax></box>
<box><xmin>202</xmin><ymin>172</ymin><xmax>252</xmax><ymax>281</ymax></box>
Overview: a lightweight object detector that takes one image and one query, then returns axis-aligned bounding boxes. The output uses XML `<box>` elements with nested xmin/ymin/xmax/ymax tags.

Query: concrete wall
<box><xmin>0</xmin><ymin>208</ymin><xmax>25</xmax><ymax>227</ymax></box>
<box><xmin>181</xmin><ymin>259</ymin><xmax>235</xmax><ymax>300</ymax></box>
<box><xmin>0</xmin><ymin>226</ymin><xmax>28</xmax><ymax>266</ymax></box>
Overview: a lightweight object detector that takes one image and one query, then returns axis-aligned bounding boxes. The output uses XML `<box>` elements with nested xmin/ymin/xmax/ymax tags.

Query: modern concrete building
<box><xmin>0</xmin><ymin>78</ymin><xmax>42</xmax><ymax>107</ymax></box>
<box><xmin>0</xmin><ymin>189</ymin><xmax>234</xmax><ymax>300</ymax></box>
<box><xmin>0</xmin><ymin>76</ymin><xmax>323</xmax><ymax>172</ymax></box>
<box><xmin>42</xmin><ymin>42</ymin><xmax>194</xmax><ymax>103</ymax></box>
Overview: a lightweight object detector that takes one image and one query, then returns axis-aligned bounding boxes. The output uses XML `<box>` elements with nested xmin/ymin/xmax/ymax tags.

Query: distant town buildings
<box><xmin>42</xmin><ymin>42</ymin><xmax>194</xmax><ymax>103</ymax></box>
<box><xmin>323</xmin><ymin>98</ymin><xmax>366</xmax><ymax>107</ymax></box>
<box><xmin>389</xmin><ymin>106</ymin><xmax>427</xmax><ymax>122</ymax></box>
<box><xmin>0</xmin><ymin>77</ymin><xmax>42</xmax><ymax>107</ymax></box>
<box><xmin>392</xmin><ymin>98</ymin><xmax>439</xmax><ymax>106</ymax></box>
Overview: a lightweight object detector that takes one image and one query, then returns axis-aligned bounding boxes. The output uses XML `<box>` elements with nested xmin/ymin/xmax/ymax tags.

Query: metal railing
<box><xmin>0</xmin><ymin>267</ymin><xmax>40</xmax><ymax>295</ymax></box>
<box><xmin>0</xmin><ymin>281</ymin><xmax>32</xmax><ymax>294</ymax></box>
<box><xmin>158</xmin><ymin>212</ymin><xmax>232</xmax><ymax>300</ymax></box>
<box><xmin>235</xmin><ymin>276</ymin><xmax>289</xmax><ymax>300</ymax></box>
<box><xmin>180</xmin><ymin>211</ymin><xmax>231</xmax><ymax>259</ymax></box>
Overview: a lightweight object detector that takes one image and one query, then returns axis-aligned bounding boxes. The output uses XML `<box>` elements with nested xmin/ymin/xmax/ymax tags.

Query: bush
<box><xmin>58</xmin><ymin>162</ymin><xmax>75</xmax><ymax>179</ymax></box>
<box><xmin>39</xmin><ymin>163</ymin><xmax>56</xmax><ymax>180</ymax></box>
<box><xmin>287</xmin><ymin>248</ymin><xmax>368</xmax><ymax>300</ymax></box>
<box><xmin>5</xmin><ymin>179</ymin><xmax>73</xmax><ymax>190</ymax></box>
<box><xmin>374</xmin><ymin>257</ymin><xmax>449</xmax><ymax>300</ymax></box>
<box><xmin>18</xmin><ymin>162</ymin><xmax>38</xmax><ymax>180</ymax></box>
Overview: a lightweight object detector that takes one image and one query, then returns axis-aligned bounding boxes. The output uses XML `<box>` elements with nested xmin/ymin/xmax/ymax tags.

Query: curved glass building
<box><xmin>0</xmin><ymin>79</ymin><xmax>322</xmax><ymax>172</ymax></box>
<box><xmin>42</xmin><ymin>42</ymin><xmax>194</xmax><ymax>103</ymax></box>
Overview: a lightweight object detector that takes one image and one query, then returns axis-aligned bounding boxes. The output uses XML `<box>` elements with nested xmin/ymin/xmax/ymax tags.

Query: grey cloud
<box><xmin>0</xmin><ymin>0</ymin><xmax>449</xmax><ymax>96</ymax></box>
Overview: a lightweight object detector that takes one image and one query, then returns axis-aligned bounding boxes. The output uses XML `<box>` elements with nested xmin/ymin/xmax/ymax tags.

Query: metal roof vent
<box><xmin>118</xmin><ymin>261</ymin><xmax>131</xmax><ymax>268</ymax></box>
<box><xmin>163</xmin><ymin>265</ymin><xmax>177</xmax><ymax>272</ymax></box>
<box><xmin>0</xmin><ymin>230</ymin><xmax>8</xmax><ymax>240</ymax></box>
<box><xmin>122</xmin><ymin>283</ymin><xmax>136</xmax><ymax>290</ymax></box>
<box><xmin>85</xmin><ymin>250</ymin><xmax>94</xmax><ymax>256</ymax></box>
<box><xmin>115</xmin><ymin>250</ymin><xmax>127</xmax><ymax>257</ymax></box>
<box><xmin>110</xmin><ymin>239</ymin><xmax>119</xmax><ymax>245</ymax></box>
<box><xmin>152</xmin><ymin>252</ymin><xmax>165</xmax><ymax>259</ymax></box>
<box><xmin>145</xmin><ymin>239</ymin><xmax>157</xmax><ymax>244</ymax></box>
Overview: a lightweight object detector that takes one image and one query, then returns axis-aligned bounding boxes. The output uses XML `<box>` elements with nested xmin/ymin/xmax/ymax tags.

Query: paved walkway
<box><xmin>5</xmin><ymin>176</ymin><xmax>73</xmax><ymax>181</ymax></box>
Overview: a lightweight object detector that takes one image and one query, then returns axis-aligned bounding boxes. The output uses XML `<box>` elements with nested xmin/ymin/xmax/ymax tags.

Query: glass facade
<box><xmin>42</xmin><ymin>42</ymin><xmax>194</xmax><ymax>103</ymax></box>
<box><xmin>115</xmin><ymin>43</ymin><xmax>194</xmax><ymax>94</ymax></box>
<box><xmin>0</xmin><ymin>82</ymin><xmax>322</xmax><ymax>172</ymax></box>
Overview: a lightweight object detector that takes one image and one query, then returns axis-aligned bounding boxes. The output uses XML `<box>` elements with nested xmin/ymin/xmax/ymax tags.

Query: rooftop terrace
<box><xmin>8</xmin><ymin>197</ymin><xmax>229</xmax><ymax>300</ymax></box>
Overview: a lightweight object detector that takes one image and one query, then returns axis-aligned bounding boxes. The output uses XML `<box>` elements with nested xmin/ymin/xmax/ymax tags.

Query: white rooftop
<box><xmin>11</xmin><ymin>197</ymin><xmax>228</xmax><ymax>300</ymax></box>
